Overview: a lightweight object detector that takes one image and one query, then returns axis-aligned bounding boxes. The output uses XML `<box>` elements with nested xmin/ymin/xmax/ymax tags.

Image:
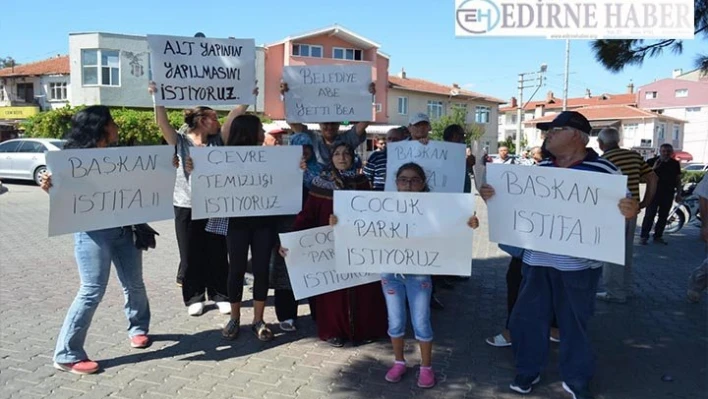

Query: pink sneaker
<box><xmin>130</xmin><ymin>335</ymin><xmax>150</xmax><ymax>349</ymax></box>
<box><xmin>385</xmin><ymin>361</ymin><xmax>407</xmax><ymax>383</ymax></box>
<box><xmin>418</xmin><ymin>367</ymin><xmax>436</xmax><ymax>389</ymax></box>
<box><xmin>53</xmin><ymin>360</ymin><xmax>99</xmax><ymax>375</ymax></box>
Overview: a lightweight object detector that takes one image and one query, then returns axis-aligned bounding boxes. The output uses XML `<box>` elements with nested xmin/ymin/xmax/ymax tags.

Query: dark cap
<box><xmin>537</xmin><ymin>111</ymin><xmax>592</xmax><ymax>134</ymax></box>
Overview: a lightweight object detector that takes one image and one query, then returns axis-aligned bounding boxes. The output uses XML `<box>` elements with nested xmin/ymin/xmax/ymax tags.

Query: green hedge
<box><xmin>682</xmin><ymin>170</ymin><xmax>706</xmax><ymax>184</ymax></box>
<box><xmin>21</xmin><ymin>105</ymin><xmax>270</xmax><ymax>146</ymax></box>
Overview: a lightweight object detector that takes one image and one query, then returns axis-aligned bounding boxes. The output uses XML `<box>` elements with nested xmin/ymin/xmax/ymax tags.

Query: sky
<box><xmin>1</xmin><ymin>0</ymin><xmax>703</xmax><ymax>105</ymax></box>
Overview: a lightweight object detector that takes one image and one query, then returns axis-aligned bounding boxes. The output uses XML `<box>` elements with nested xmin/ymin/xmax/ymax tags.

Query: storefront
<box><xmin>0</xmin><ymin>106</ymin><xmax>39</xmax><ymax>142</ymax></box>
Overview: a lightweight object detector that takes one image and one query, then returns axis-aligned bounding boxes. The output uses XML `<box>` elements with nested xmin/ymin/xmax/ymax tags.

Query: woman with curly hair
<box><xmin>41</xmin><ymin>106</ymin><xmax>151</xmax><ymax>375</ymax></box>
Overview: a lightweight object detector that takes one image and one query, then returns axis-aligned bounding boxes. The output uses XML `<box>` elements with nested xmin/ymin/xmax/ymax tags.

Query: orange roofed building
<box><xmin>262</xmin><ymin>24</ymin><xmax>390</xmax><ymax>124</ymax></box>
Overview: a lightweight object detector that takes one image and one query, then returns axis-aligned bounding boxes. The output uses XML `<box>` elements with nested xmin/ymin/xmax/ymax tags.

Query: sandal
<box><xmin>252</xmin><ymin>321</ymin><xmax>274</xmax><ymax>342</ymax></box>
<box><xmin>222</xmin><ymin>318</ymin><xmax>240</xmax><ymax>340</ymax></box>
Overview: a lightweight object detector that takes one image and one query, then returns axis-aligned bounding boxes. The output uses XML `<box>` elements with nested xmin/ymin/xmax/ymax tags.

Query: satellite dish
<box><xmin>450</xmin><ymin>89</ymin><xmax>460</xmax><ymax>96</ymax></box>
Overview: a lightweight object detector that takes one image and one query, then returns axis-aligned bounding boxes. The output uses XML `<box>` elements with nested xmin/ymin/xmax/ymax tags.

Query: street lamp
<box><xmin>515</xmin><ymin>64</ymin><xmax>547</xmax><ymax>155</ymax></box>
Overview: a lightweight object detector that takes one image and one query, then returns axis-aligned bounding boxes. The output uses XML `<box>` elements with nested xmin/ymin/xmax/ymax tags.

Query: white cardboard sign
<box><xmin>333</xmin><ymin>191</ymin><xmax>475</xmax><ymax>275</ymax></box>
<box><xmin>46</xmin><ymin>146</ymin><xmax>176</xmax><ymax>236</ymax></box>
<box><xmin>283</xmin><ymin>64</ymin><xmax>373</xmax><ymax>123</ymax></box>
<box><xmin>486</xmin><ymin>164</ymin><xmax>628</xmax><ymax>264</ymax></box>
<box><xmin>147</xmin><ymin>34</ymin><xmax>256</xmax><ymax>107</ymax></box>
<box><xmin>189</xmin><ymin>146</ymin><xmax>303</xmax><ymax>219</ymax></box>
<box><xmin>384</xmin><ymin>140</ymin><xmax>467</xmax><ymax>193</ymax></box>
<box><xmin>279</xmin><ymin>226</ymin><xmax>380</xmax><ymax>300</ymax></box>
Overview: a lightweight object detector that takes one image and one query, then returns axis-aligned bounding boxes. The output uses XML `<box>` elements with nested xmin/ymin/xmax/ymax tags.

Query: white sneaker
<box><xmin>216</xmin><ymin>302</ymin><xmax>232</xmax><ymax>315</ymax></box>
<box><xmin>187</xmin><ymin>302</ymin><xmax>205</xmax><ymax>316</ymax></box>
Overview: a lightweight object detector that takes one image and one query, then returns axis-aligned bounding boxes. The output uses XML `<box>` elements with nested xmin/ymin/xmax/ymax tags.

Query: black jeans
<box><xmin>506</xmin><ymin>257</ymin><xmax>557</xmax><ymax>330</ymax></box>
<box><xmin>275</xmin><ymin>289</ymin><xmax>298</xmax><ymax>321</ymax></box>
<box><xmin>174</xmin><ymin>206</ymin><xmax>229</xmax><ymax>306</ymax></box>
<box><xmin>226</xmin><ymin>219</ymin><xmax>275</xmax><ymax>303</ymax></box>
<box><xmin>640</xmin><ymin>191</ymin><xmax>675</xmax><ymax>239</ymax></box>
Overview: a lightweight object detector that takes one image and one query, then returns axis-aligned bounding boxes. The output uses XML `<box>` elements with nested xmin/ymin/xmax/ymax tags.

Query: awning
<box><xmin>589</xmin><ymin>120</ymin><xmax>620</xmax><ymax>128</ymax></box>
<box><xmin>673</xmin><ymin>150</ymin><xmax>693</xmax><ymax>162</ymax></box>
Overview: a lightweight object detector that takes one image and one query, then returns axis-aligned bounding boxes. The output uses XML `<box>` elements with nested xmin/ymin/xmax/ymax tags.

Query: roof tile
<box><xmin>0</xmin><ymin>55</ymin><xmax>70</xmax><ymax>77</ymax></box>
<box><xmin>388</xmin><ymin>76</ymin><xmax>505</xmax><ymax>104</ymax></box>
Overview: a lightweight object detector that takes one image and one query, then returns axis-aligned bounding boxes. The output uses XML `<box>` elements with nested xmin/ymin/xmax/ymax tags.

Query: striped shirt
<box><xmin>602</xmin><ymin>147</ymin><xmax>652</xmax><ymax>200</ymax></box>
<box><xmin>363</xmin><ymin>150</ymin><xmax>387</xmax><ymax>190</ymax></box>
<box><xmin>522</xmin><ymin>149</ymin><xmax>622</xmax><ymax>271</ymax></box>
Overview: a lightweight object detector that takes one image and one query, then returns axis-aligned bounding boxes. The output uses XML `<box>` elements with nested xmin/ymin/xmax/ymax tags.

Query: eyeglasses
<box><xmin>396</xmin><ymin>177</ymin><xmax>424</xmax><ymax>186</ymax></box>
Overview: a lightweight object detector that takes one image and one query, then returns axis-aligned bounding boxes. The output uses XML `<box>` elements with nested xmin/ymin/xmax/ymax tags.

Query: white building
<box><xmin>0</xmin><ymin>55</ymin><xmax>71</xmax><ymax>111</ymax></box>
<box><xmin>68</xmin><ymin>32</ymin><xmax>266</xmax><ymax>111</ymax></box>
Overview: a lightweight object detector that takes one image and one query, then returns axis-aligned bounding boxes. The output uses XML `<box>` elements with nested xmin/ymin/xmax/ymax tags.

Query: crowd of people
<box><xmin>37</xmin><ymin>82</ymin><xmax>706</xmax><ymax>398</ymax></box>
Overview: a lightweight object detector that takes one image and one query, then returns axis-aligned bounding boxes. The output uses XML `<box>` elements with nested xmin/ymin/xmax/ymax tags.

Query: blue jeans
<box><xmin>54</xmin><ymin>227</ymin><xmax>151</xmax><ymax>363</ymax></box>
<box><xmin>381</xmin><ymin>273</ymin><xmax>433</xmax><ymax>342</ymax></box>
<box><xmin>509</xmin><ymin>265</ymin><xmax>601</xmax><ymax>389</ymax></box>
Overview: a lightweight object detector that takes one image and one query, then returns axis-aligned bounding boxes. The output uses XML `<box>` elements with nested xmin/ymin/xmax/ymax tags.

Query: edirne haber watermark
<box><xmin>455</xmin><ymin>0</ymin><xmax>695</xmax><ymax>39</ymax></box>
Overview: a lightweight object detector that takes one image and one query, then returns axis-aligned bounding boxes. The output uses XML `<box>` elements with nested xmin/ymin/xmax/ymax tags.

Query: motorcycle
<box><xmin>663</xmin><ymin>182</ymin><xmax>701</xmax><ymax>234</ymax></box>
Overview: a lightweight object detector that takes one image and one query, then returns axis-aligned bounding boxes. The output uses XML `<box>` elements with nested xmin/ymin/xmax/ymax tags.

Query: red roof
<box><xmin>389</xmin><ymin>76</ymin><xmax>505</xmax><ymax>104</ymax></box>
<box><xmin>523</xmin><ymin>105</ymin><xmax>687</xmax><ymax>125</ymax></box>
<box><xmin>501</xmin><ymin>92</ymin><xmax>637</xmax><ymax>112</ymax></box>
<box><xmin>0</xmin><ymin>55</ymin><xmax>70</xmax><ymax>77</ymax></box>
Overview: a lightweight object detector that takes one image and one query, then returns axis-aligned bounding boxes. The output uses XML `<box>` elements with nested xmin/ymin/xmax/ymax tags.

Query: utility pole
<box><xmin>515</xmin><ymin>64</ymin><xmax>547</xmax><ymax>155</ymax></box>
<box><xmin>562</xmin><ymin>40</ymin><xmax>570</xmax><ymax>111</ymax></box>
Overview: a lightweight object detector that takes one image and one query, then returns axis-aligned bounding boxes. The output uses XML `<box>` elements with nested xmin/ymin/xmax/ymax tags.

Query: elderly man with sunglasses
<box><xmin>280</xmin><ymin>82</ymin><xmax>375</xmax><ymax>168</ymax></box>
<box><xmin>479</xmin><ymin>111</ymin><xmax>639</xmax><ymax>399</ymax></box>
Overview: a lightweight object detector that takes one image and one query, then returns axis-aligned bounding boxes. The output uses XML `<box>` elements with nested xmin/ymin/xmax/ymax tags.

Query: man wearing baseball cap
<box><xmin>479</xmin><ymin>111</ymin><xmax>639</xmax><ymax>398</ymax></box>
<box><xmin>407</xmin><ymin>112</ymin><xmax>432</xmax><ymax>142</ymax></box>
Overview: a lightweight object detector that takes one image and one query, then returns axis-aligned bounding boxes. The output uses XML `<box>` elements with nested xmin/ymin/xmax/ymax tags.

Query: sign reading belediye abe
<box><xmin>189</xmin><ymin>146</ymin><xmax>303</xmax><ymax>220</ymax></box>
<box><xmin>279</xmin><ymin>226</ymin><xmax>380</xmax><ymax>300</ymax></box>
<box><xmin>486</xmin><ymin>164</ymin><xmax>628</xmax><ymax>264</ymax></box>
<box><xmin>333</xmin><ymin>191</ymin><xmax>475</xmax><ymax>275</ymax></box>
<box><xmin>282</xmin><ymin>64</ymin><xmax>373</xmax><ymax>123</ymax></box>
<box><xmin>46</xmin><ymin>146</ymin><xmax>176</xmax><ymax>236</ymax></box>
<box><xmin>384</xmin><ymin>140</ymin><xmax>467</xmax><ymax>192</ymax></box>
<box><xmin>147</xmin><ymin>34</ymin><xmax>256</xmax><ymax>107</ymax></box>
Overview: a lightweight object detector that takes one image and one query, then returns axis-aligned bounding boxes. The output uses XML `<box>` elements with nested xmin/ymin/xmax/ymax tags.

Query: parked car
<box><xmin>0</xmin><ymin>138</ymin><xmax>66</xmax><ymax>185</ymax></box>
<box><xmin>682</xmin><ymin>163</ymin><xmax>708</xmax><ymax>172</ymax></box>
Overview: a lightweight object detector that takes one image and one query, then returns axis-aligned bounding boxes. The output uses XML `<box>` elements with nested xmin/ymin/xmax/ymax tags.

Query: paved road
<box><xmin>0</xmin><ymin>181</ymin><xmax>706</xmax><ymax>399</ymax></box>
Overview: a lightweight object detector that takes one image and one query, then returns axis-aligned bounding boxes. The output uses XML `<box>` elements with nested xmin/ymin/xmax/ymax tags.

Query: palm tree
<box><xmin>591</xmin><ymin>0</ymin><xmax>708</xmax><ymax>75</ymax></box>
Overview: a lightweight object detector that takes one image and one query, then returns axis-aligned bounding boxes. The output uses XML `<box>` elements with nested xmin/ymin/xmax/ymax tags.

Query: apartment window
<box><xmin>82</xmin><ymin>49</ymin><xmax>120</xmax><ymax>86</ymax></box>
<box><xmin>622</xmin><ymin>123</ymin><xmax>638</xmax><ymax>139</ymax></box>
<box><xmin>475</xmin><ymin>105</ymin><xmax>491</xmax><ymax>124</ymax></box>
<box><xmin>672</xmin><ymin>125</ymin><xmax>680</xmax><ymax>140</ymax></box>
<box><xmin>292</xmin><ymin>44</ymin><xmax>323</xmax><ymax>58</ymax></box>
<box><xmin>397</xmin><ymin>97</ymin><xmax>408</xmax><ymax>115</ymax></box>
<box><xmin>17</xmin><ymin>83</ymin><xmax>33</xmax><ymax>103</ymax></box>
<box><xmin>645</xmin><ymin>91</ymin><xmax>657</xmax><ymax>99</ymax></box>
<box><xmin>332</xmin><ymin>47</ymin><xmax>363</xmax><ymax>61</ymax></box>
<box><xmin>0</xmin><ymin>85</ymin><xmax>4</xmax><ymax>101</ymax></box>
<box><xmin>675</xmin><ymin>89</ymin><xmax>688</xmax><ymax>98</ymax></box>
<box><xmin>655</xmin><ymin>123</ymin><xmax>666</xmax><ymax>140</ymax></box>
<box><xmin>640</xmin><ymin>139</ymin><xmax>652</xmax><ymax>147</ymax></box>
<box><xmin>686</xmin><ymin>107</ymin><xmax>701</xmax><ymax>113</ymax></box>
<box><xmin>375</xmin><ymin>103</ymin><xmax>382</xmax><ymax>113</ymax></box>
<box><xmin>508</xmin><ymin>114</ymin><xmax>517</xmax><ymax>124</ymax></box>
<box><xmin>427</xmin><ymin>101</ymin><xmax>444</xmax><ymax>120</ymax></box>
<box><xmin>49</xmin><ymin>82</ymin><xmax>67</xmax><ymax>100</ymax></box>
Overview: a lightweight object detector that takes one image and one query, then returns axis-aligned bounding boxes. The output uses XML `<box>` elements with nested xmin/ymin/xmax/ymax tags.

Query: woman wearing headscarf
<box><xmin>280</xmin><ymin>142</ymin><xmax>388</xmax><ymax>347</ymax></box>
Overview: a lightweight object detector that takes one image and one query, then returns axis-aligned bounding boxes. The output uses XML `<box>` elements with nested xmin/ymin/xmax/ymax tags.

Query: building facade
<box><xmin>637</xmin><ymin>77</ymin><xmax>708</xmax><ymax>163</ymax></box>
<box><xmin>388</xmin><ymin>69</ymin><xmax>504</xmax><ymax>153</ymax></box>
<box><xmin>0</xmin><ymin>55</ymin><xmax>70</xmax><ymax>112</ymax></box>
<box><xmin>498</xmin><ymin>88</ymin><xmax>637</xmax><ymax>148</ymax></box>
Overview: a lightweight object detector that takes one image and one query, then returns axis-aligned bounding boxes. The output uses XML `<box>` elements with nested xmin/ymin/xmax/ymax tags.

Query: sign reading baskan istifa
<box><xmin>282</xmin><ymin>64</ymin><xmax>373</xmax><ymax>123</ymax></box>
<box><xmin>147</xmin><ymin>34</ymin><xmax>256</xmax><ymax>107</ymax></box>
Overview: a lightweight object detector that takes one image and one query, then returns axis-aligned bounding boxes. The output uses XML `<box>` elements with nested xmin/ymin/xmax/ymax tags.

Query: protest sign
<box><xmin>486</xmin><ymin>164</ymin><xmax>628</xmax><ymax>264</ymax></box>
<box><xmin>333</xmin><ymin>191</ymin><xmax>475</xmax><ymax>275</ymax></box>
<box><xmin>279</xmin><ymin>226</ymin><xmax>380</xmax><ymax>300</ymax></box>
<box><xmin>147</xmin><ymin>34</ymin><xmax>256</xmax><ymax>107</ymax></box>
<box><xmin>384</xmin><ymin>140</ymin><xmax>467</xmax><ymax>192</ymax></box>
<box><xmin>282</xmin><ymin>64</ymin><xmax>373</xmax><ymax>123</ymax></box>
<box><xmin>46</xmin><ymin>146</ymin><xmax>176</xmax><ymax>236</ymax></box>
<box><xmin>189</xmin><ymin>146</ymin><xmax>303</xmax><ymax>219</ymax></box>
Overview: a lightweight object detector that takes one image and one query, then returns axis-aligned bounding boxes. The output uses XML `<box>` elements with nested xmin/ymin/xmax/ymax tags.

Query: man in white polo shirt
<box><xmin>687</xmin><ymin>175</ymin><xmax>708</xmax><ymax>302</ymax></box>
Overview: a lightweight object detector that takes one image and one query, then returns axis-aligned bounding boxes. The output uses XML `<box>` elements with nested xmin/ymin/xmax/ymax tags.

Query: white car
<box><xmin>0</xmin><ymin>138</ymin><xmax>66</xmax><ymax>185</ymax></box>
<box><xmin>682</xmin><ymin>163</ymin><xmax>707</xmax><ymax>172</ymax></box>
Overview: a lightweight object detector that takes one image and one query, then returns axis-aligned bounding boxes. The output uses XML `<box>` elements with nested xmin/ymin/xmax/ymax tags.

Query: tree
<box><xmin>429</xmin><ymin>106</ymin><xmax>486</xmax><ymax>145</ymax></box>
<box><xmin>591</xmin><ymin>0</ymin><xmax>708</xmax><ymax>74</ymax></box>
<box><xmin>0</xmin><ymin>57</ymin><xmax>18</xmax><ymax>69</ymax></box>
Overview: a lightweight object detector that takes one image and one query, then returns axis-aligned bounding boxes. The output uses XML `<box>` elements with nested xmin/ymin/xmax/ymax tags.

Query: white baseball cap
<box><xmin>408</xmin><ymin>112</ymin><xmax>430</xmax><ymax>126</ymax></box>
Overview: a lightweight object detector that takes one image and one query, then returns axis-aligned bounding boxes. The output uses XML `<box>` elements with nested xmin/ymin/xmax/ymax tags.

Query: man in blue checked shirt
<box><xmin>479</xmin><ymin>111</ymin><xmax>639</xmax><ymax>399</ymax></box>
